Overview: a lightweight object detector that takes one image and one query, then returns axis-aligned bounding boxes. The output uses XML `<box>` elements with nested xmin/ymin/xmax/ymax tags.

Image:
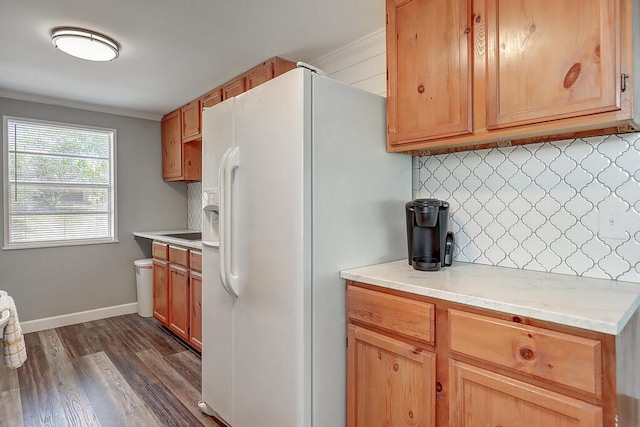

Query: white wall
<box><xmin>0</xmin><ymin>97</ymin><xmax>188</xmax><ymax>323</ymax></box>
<box><xmin>309</xmin><ymin>28</ymin><xmax>640</xmax><ymax>284</ymax></box>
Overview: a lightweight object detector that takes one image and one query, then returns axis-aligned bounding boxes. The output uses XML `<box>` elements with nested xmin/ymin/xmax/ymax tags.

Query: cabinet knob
<box><xmin>418</xmin><ymin>85</ymin><xmax>425</xmax><ymax>94</ymax></box>
<box><xmin>436</xmin><ymin>382</ymin><xmax>443</xmax><ymax>392</ymax></box>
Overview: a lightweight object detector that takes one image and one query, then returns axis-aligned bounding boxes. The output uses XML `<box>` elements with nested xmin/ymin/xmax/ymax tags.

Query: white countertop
<box><xmin>340</xmin><ymin>260</ymin><xmax>640</xmax><ymax>335</ymax></box>
<box><xmin>133</xmin><ymin>230</ymin><xmax>204</xmax><ymax>250</ymax></box>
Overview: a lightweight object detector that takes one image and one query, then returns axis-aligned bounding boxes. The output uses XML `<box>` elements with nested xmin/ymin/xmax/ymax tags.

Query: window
<box><xmin>3</xmin><ymin>117</ymin><xmax>117</xmax><ymax>249</ymax></box>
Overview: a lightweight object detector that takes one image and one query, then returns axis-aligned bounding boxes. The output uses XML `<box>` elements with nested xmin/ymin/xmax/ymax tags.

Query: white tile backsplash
<box><xmin>187</xmin><ymin>181</ymin><xmax>202</xmax><ymax>231</ymax></box>
<box><xmin>417</xmin><ymin>133</ymin><xmax>640</xmax><ymax>283</ymax></box>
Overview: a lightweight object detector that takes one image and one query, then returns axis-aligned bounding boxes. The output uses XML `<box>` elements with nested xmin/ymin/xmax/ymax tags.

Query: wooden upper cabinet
<box><xmin>161</xmin><ymin>109</ymin><xmax>182</xmax><ymax>180</ymax></box>
<box><xmin>246</xmin><ymin>57</ymin><xmax>297</xmax><ymax>91</ymax></box>
<box><xmin>386</xmin><ymin>0</ymin><xmax>473</xmax><ymax>148</ymax></box>
<box><xmin>181</xmin><ymin>99</ymin><xmax>202</xmax><ymax>142</ymax></box>
<box><xmin>387</xmin><ymin>0</ymin><xmax>640</xmax><ymax>155</ymax></box>
<box><xmin>162</xmin><ymin>107</ymin><xmax>202</xmax><ymax>182</ymax></box>
<box><xmin>223</xmin><ymin>76</ymin><xmax>247</xmax><ymax>99</ymax></box>
<box><xmin>161</xmin><ymin>56</ymin><xmax>295</xmax><ymax>181</ymax></box>
<box><xmin>246</xmin><ymin>60</ymin><xmax>274</xmax><ymax>90</ymax></box>
<box><xmin>201</xmin><ymin>87</ymin><xmax>223</xmax><ymax>108</ymax></box>
<box><xmin>486</xmin><ymin>0</ymin><xmax>619</xmax><ymax>130</ymax></box>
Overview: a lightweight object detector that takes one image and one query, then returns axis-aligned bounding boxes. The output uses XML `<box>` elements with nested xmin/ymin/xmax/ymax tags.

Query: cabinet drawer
<box><xmin>190</xmin><ymin>250</ymin><xmax>202</xmax><ymax>272</ymax></box>
<box><xmin>449</xmin><ymin>309</ymin><xmax>602</xmax><ymax>396</ymax></box>
<box><xmin>168</xmin><ymin>245</ymin><xmax>189</xmax><ymax>267</ymax></box>
<box><xmin>347</xmin><ymin>285</ymin><xmax>434</xmax><ymax>344</ymax></box>
<box><xmin>152</xmin><ymin>242</ymin><xmax>168</xmax><ymax>260</ymax></box>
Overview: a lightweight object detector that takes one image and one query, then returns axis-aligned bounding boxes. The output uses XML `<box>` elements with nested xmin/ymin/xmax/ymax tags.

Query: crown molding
<box><xmin>0</xmin><ymin>89</ymin><xmax>163</xmax><ymax>121</ymax></box>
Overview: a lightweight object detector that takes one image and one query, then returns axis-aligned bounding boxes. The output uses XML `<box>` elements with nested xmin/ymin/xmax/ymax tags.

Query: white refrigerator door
<box><xmin>201</xmin><ymin>101</ymin><xmax>235</xmax><ymax>425</ymax></box>
<box><xmin>229</xmin><ymin>68</ymin><xmax>311</xmax><ymax>427</ymax></box>
<box><xmin>310</xmin><ymin>73</ymin><xmax>412</xmax><ymax>426</ymax></box>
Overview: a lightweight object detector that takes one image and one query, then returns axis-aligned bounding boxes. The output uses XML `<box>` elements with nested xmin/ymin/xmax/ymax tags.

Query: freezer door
<box><xmin>230</xmin><ymin>68</ymin><xmax>311</xmax><ymax>427</ymax></box>
<box><xmin>201</xmin><ymin>100</ymin><xmax>235</xmax><ymax>424</ymax></box>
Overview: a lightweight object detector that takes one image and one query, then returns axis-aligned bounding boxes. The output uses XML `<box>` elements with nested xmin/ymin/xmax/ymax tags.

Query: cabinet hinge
<box><xmin>346</xmin><ymin>337</ymin><xmax>348</xmax><ymax>348</ymax></box>
<box><xmin>621</xmin><ymin>73</ymin><xmax>629</xmax><ymax>92</ymax></box>
<box><xmin>386</xmin><ymin>14</ymin><xmax>388</xmax><ymax>25</ymax></box>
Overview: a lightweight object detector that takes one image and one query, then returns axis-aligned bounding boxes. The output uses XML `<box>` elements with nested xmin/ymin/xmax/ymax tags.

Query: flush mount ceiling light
<box><xmin>51</xmin><ymin>27</ymin><xmax>120</xmax><ymax>61</ymax></box>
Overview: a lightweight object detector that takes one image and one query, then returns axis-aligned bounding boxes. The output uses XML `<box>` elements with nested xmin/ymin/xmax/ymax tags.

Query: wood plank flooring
<box><xmin>0</xmin><ymin>314</ymin><xmax>223</xmax><ymax>427</ymax></box>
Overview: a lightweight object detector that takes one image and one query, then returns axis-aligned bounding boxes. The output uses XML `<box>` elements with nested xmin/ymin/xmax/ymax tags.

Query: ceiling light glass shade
<box><xmin>51</xmin><ymin>27</ymin><xmax>120</xmax><ymax>61</ymax></box>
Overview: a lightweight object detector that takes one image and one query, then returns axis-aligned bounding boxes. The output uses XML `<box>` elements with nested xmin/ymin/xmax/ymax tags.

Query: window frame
<box><xmin>2</xmin><ymin>115</ymin><xmax>118</xmax><ymax>250</ymax></box>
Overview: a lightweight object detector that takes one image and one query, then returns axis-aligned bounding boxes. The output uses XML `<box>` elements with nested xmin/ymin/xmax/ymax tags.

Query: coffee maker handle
<box><xmin>444</xmin><ymin>232</ymin><xmax>454</xmax><ymax>266</ymax></box>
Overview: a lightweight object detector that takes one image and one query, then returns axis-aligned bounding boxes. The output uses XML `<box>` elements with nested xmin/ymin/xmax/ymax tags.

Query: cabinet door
<box><xmin>152</xmin><ymin>259</ymin><xmax>169</xmax><ymax>325</ymax></box>
<box><xmin>449</xmin><ymin>360</ymin><xmax>603</xmax><ymax>427</ymax></box>
<box><xmin>246</xmin><ymin>60</ymin><xmax>275</xmax><ymax>90</ymax></box>
<box><xmin>387</xmin><ymin>0</ymin><xmax>472</xmax><ymax>147</ymax></box>
<box><xmin>223</xmin><ymin>76</ymin><xmax>246</xmax><ymax>99</ymax></box>
<box><xmin>161</xmin><ymin>110</ymin><xmax>182</xmax><ymax>180</ymax></box>
<box><xmin>189</xmin><ymin>271</ymin><xmax>202</xmax><ymax>351</ymax></box>
<box><xmin>347</xmin><ymin>324</ymin><xmax>436</xmax><ymax>427</ymax></box>
<box><xmin>202</xmin><ymin>87</ymin><xmax>223</xmax><ymax>108</ymax></box>
<box><xmin>169</xmin><ymin>264</ymin><xmax>190</xmax><ymax>341</ymax></box>
<box><xmin>486</xmin><ymin>0</ymin><xmax>619</xmax><ymax>130</ymax></box>
<box><xmin>181</xmin><ymin>99</ymin><xmax>201</xmax><ymax>142</ymax></box>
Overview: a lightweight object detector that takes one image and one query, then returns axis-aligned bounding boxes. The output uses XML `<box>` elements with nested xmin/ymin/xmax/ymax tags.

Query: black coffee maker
<box><xmin>405</xmin><ymin>199</ymin><xmax>454</xmax><ymax>271</ymax></box>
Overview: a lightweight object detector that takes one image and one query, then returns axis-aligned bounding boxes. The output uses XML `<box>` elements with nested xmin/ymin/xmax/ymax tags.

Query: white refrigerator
<box><xmin>199</xmin><ymin>67</ymin><xmax>411</xmax><ymax>427</ymax></box>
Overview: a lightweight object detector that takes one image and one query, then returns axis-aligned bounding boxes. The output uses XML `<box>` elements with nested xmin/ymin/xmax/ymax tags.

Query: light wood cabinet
<box><xmin>161</xmin><ymin>108</ymin><xmax>201</xmax><ymax>182</ymax></box>
<box><xmin>152</xmin><ymin>241</ymin><xmax>170</xmax><ymax>325</ymax></box>
<box><xmin>386</xmin><ymin>0</ymin><xmax>640</xmax><ymax>155</ymax></box>
<box><xmin>161</xmin><ymin>110</ymin><xmax>182</xmax><ymax>180</ymax></box>
<box><xmin>246</xmin><ymin>57</ymin><xmax>297</xmax><ymax>91</ymax></box>
<box><xmin>169</xmin><ymin>263</ymin><xmax>189</xmax><ymax>341</ymax></box>
<box><xmin>189</xmin><ymin>250</ymin><xmax>202</xmax><ymax>351</ymax></box>
<box><xmin>223</xmin><ymin>76</ymin><xmax>246</xmax><ymax>99</ymax></box>
<box><xmin>190</xmin><ymin>270</ymin><xmax>202</xmax><ymax>351</ymax></box>
<box><xmin>152</xmin><ymin>242</ymin><xmax>202</xmax><ymax>351</ymax></box>
<box><xmin>347</xmin><ymin>285</ymin><xmax>436</xmax><ymax>426</ymax></box>
<box><xmin>152</xmin><ymin>259</ymin><xmax>169</xmax><ymax>325</ymax></box>
<box><xmin>345</xmin><ymin>281</ymin><xmax>636</xmax><ymax>427</ymax></box>
<box><xmin>449</xmin><ymin>360</ymin><xmax>602</xmax><ymax>427</ymax></box>
<box><xmin>161</xmin><ymin>56</ymin><xmax>295</xmax><ymax>181</ymax></box>
<box><xmin>181</xmin><ymin>99</ymin><xmax>202</xmax><ymax>142</ymax></box>
<box><xmin>386</xmin><ymin>0</ymin><xmax>472</xmax><ymax>146</ymax></box>
<box><xmin>201</xmin><ymin>87</ymin><xmax>223</xmax><ymax>109</ymax></box>
<box><xmin>347</xmin><ymin>324</ymin><xmax>436</xmax><ymax>427</ymax></box>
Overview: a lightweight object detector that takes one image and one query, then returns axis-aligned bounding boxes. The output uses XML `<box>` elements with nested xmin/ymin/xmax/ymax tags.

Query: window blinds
<box><xmin>5</xmin><ymin>118</ymin><xmax>116</xmax><ymax>247</ymax></box>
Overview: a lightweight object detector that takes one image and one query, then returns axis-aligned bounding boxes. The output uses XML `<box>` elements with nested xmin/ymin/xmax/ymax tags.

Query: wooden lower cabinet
<box><xmin>152</xmin><ymin>259</ymin><xmax>169</xmax><ymax>325</ymax></box>
<box><xmin>347</xmin><ymin>324</ymin><xmax>436</xmax><ymax>427</ymax></box>
<box><xmin>449</xmin><ymin>360</ymin><xmax>602</xmax><ymax>427</ymax></box>
<box><xmin>345</xmin><ymin>282</ymin><xmax>630</xmax><ymax>427</ymax></box>
<box><xmin>152</xmin><ymin>242</ymin><xmax>202</xmax><ymax>351</ymax></box>
<box><xmin>168</xmin><ymin>264</ymin><xmax>190</xmax><ymax>341</ymax></box>
<box><xmin>189</xmin><ymin>270</ymin><xmax>202</xmax><ymax>351</ymax></box>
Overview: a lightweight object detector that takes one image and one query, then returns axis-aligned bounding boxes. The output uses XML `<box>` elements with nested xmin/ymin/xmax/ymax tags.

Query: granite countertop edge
<box><xmin>340</xmin><ymin>260</ymin><xmax>640</xmax><ymax>336</ymax></box>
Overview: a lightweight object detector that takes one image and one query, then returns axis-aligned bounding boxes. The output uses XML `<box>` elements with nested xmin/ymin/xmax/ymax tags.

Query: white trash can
<box><xmin>134</xmin><ymin>258</ymin><xmax>153</xmax><ymax>317</ymax></box>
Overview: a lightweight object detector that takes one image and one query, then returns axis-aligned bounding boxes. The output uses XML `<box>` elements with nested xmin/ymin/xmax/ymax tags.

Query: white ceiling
<box><xmin>0</xmin><ymin>0</ymin><xmax>384</xmax><ymax>120</ymax></box>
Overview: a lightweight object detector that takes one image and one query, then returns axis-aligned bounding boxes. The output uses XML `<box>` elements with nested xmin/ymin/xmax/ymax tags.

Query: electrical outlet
<box><xmin>598</xmin><ymin>206</ymin><xmax>626</xmax><ymax>240</ymax></box>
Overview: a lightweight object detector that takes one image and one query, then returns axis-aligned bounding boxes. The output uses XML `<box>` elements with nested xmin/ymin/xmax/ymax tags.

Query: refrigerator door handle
<box><xmin>222</xmin><ymin>146</ymin><xmax>240</xmax><ymax>297</ymax></box>
<box><xmin>218</xmin><ymin>147</ymin><xmax>232</xmax><ymax>296</ymax></box>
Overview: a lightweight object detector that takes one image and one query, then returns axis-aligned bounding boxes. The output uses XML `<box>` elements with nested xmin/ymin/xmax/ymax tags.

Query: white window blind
<box><xmin>3</xmin><ymin>117</ymin><xmax>116</xmax><ymax>249</ymax></box>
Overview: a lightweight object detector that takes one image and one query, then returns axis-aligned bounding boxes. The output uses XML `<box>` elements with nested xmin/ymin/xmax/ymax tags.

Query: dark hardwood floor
<box><xmin>0</xmin><ymin>314</ymin><xmax>222</xmax><ymax>427</ymax></box>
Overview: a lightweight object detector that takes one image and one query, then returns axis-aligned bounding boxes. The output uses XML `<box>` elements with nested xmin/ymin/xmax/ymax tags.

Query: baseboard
<box><xmin>20</xmin><ymin>302</ymin><xmax>139</xmax><ymax>334</ymax></box>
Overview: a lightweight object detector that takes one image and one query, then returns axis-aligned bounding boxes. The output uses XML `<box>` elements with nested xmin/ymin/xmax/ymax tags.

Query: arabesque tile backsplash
<box><xmin>416</xmin><ymin>133</ymin><xmax>640</xmax><ymax>284</ymax></box>
<box><xmin>187</xmin><ymin>181</ymin><xmax>202</xmax><ymax>231</ymax></box>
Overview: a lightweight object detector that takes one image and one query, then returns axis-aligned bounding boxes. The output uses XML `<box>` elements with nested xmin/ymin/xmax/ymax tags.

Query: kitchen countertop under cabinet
<box><xmin>340</xmin><ymin>260</ymin><xmax>640</xmax><ymax>335</ymax></box>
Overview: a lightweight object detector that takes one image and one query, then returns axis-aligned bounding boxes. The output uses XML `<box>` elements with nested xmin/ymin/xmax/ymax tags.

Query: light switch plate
<box><xmin>598</xmin><ymin>206</ymin><xmax>626</xmax><ymax>240</ymax></box>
